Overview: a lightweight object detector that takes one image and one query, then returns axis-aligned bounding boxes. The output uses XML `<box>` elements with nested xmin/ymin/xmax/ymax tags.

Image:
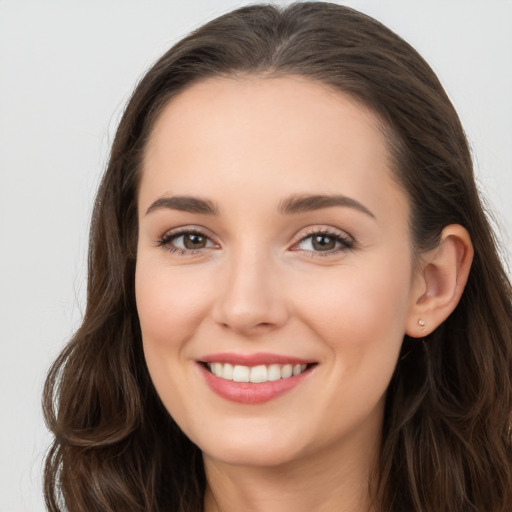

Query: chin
<box><xmin>203</xmin><ymin>443</ymin><xmax>302</xmax><ymax>468</ymax></box>
<box><xmin>196</xmin><ymin>425</ymin><xmax>311</xmax><ymax>468</ymax></box>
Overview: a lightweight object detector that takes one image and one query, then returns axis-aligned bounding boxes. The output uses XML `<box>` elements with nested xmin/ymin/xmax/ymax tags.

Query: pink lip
<box><xmin>197</xmin><ymin>353</ymin><xmax>316</xmax><ymax>404</ymax></box>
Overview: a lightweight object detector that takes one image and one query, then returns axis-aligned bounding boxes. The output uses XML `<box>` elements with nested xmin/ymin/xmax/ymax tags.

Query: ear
<box><xmin>405</xmin><ymin>224</ymin><xmax>473</xmax><ymax>338</ymax></box>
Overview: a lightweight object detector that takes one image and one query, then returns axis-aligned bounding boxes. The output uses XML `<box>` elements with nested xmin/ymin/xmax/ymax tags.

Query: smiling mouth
<box><xmin>204</xmin><ymin>362</ymin><xmax>314</xmax><ymax>383</ymax></box>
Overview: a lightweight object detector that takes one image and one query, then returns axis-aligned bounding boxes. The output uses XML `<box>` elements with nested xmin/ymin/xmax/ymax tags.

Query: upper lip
<box><xmin>199</xmin><ymin>352</ymin><xmax>316</xmax><ymax>366</ymax></box>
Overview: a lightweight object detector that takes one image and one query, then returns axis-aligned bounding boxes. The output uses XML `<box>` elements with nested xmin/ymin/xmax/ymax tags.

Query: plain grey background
<box><xmin>1</xmin><ymin>1</ymin><xmax>511</xmax><ymax>510</ymax></box>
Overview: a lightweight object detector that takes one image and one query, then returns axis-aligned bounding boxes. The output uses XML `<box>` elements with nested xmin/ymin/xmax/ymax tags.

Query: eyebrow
<box><xmin>146</xmin><ymin>196</ymin><xmax>218</xmax><ymax>215</ymax></box>
<box><xmin>145</xmin><ymin>193</ymin><xmax>375</xmax><ymax>219</ymax></box>
<box><xmin>279</xmin><ymin>194</ymin><xmax>376</xmax><ymax>219</ymax></box>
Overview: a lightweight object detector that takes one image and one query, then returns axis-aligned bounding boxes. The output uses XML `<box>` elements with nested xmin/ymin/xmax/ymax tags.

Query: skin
<box><xmin>135</xmin><ymin>76</ymin><xmax>471</xmax><ymax>512</ymax></box>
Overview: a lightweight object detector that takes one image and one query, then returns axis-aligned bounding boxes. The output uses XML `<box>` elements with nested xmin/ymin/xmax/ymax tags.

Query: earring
<box><xmin>418</xmin><ymin>319</ymin><xmax>427</xmax><ymax>335</ymax></box>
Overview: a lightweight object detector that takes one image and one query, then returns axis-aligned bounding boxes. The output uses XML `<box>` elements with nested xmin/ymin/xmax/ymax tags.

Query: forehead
<box><xmin>140</xmin><ymin>75</ymin><xmax>407</xmax><ymax>223</ymax></box>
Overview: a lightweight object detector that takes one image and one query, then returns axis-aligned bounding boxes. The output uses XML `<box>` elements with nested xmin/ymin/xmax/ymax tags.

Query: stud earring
<box><xmin>418</xmin><ymin>319</ymin><xmax>425</xmax><ymax>327</ymax></box>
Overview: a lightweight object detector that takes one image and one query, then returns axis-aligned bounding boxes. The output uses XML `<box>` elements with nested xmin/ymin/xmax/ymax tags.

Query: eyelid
<box><xmin>290</xmin><ymin>226</ymin><xmax>355</xmax><ymax>254</ymax></box>
<box><xmin>155</xmin><ymin>224</ymin><xmax>355</xmax><ymax>256</ymax></box>
<box><xmin>157</xmin><ymin>226</ymin><xmax>220</xmax><ymax>253</ymax></box>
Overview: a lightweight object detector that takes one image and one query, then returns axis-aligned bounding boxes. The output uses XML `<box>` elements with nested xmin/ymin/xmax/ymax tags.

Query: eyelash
<box><xmin>292</xmin><ymin>228</ymin><xmax>355</xmax><ymax>257</ymax></box>
<box><xmin>157</xmin><ymin>228</ymin><xmax>215</xmax><ymax>255</ymax></box>
<box><xmin>157</xmin><ymin>227</ymin><xmax>355</xmax><ymax>256</ymax></box>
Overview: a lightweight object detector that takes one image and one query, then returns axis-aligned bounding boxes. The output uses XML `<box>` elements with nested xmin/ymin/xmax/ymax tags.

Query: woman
<box><xmin>43</xmin><ymin>2</ymin><xmax>512</xmax><ymax>511</ymax></box>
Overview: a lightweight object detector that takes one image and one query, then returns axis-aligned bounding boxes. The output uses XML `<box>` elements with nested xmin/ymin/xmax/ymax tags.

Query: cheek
<box><xmin>135</xmin><ymin>261</ymin><xmax>211</xmax><ymax>348</ymax></box>
<box><xmin>299</xmin><ymin>261</ymin><xmax>411</xmax><ymax>336</ymax></box>
<box><xmin>135</xmin><ymin>261</ymin><xmax>212</xmax><ymax>430</ymax></box>
<box><xmin>134</xmin><ymin>260</ymin><xmax>213</xmax><ymax>413</ymax></box>
<box><xmin>305</xmin><ymin>266</ymin><xmax>412</xmax><ymax>423</ymax></box>
<box><xmin>293</xmin><ymin>257</ymin><xmax>413</xmax><ymax>392</ymax></box>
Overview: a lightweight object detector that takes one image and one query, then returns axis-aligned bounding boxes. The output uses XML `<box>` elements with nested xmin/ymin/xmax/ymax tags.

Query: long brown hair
<box><xmin>43</xmin><ymin>3</ymin><xmax>512</xmax><ymax>510</ymax></box>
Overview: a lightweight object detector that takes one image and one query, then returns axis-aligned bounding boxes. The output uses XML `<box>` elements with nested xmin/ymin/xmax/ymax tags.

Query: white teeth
<box><xmin>233</xmin><ymin>365</ymin><xmax>250</xmax><ymax>382</ymax></box>
<box><xmin>223</xmin><ymin>363</ymin><xmax>233</xmax><ymax>380</ymax></box>
<box><xmin>267</xmin><ymin>364</ymin><xmax>281</xmax><ymax>381</ymax></box>
<box><xmin>207</xmin><ymin>362</ymin><xmax>310</xmax><ymax>382</ymax></box>
<box><xmin>295</xmin><ymin>364</ymin><xmax>307</xmax><ymax>375</ymax></box>
<box><xmin>249</xmin><ymin>365</ymin><xmax>268</xmax><ymax>383</ymax></box>
<box><xmin>281</xmin><ymin>364</ymin><xmax>293</xmax><ymax>378</ymax></box>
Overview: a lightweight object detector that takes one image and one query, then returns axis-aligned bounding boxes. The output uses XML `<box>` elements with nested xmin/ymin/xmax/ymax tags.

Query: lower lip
<box><xmin>199</xmin><ymin>364</ymin><xmax>313</xmax><ymax>404</ymax></box>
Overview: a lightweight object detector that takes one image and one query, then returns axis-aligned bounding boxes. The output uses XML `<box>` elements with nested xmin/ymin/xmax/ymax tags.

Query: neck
<box><xmin>203</xmin><ymin>433</ymin><xmax>379</xmax><ymax>512</ymax></box>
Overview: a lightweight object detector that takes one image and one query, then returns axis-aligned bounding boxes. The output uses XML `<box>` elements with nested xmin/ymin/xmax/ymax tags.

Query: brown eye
<box><xmin>183</xmin><ymin>233</ymin><xmax>207</xmax><ymax>249</ymax></box>
<box><xmin>159</xmin><ymin>230</ymin><xmax>217</xmax><ymax>253</ymax></box>
<box><xmin>311</xmin><ymin>234</ymin><xmax>336</xmax><ymax>251</ymax></box>
<box><xmin>295</xmin><ymin>230</ymin><xmax>354</xmax><ymax>254</ymax></box>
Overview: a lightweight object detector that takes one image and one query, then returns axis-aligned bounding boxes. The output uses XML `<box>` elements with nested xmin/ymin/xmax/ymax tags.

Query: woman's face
<box><xmin>136</xmin><ymin>76</ymin><xmax>421</xmax><ymax>468</ymax></box>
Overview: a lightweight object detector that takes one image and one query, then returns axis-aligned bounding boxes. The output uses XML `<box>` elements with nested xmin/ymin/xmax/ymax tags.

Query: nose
<box><xmin>211</xmin><ymin>249</ymin><xmax>290</xmax><ymax>336</ymax></box>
